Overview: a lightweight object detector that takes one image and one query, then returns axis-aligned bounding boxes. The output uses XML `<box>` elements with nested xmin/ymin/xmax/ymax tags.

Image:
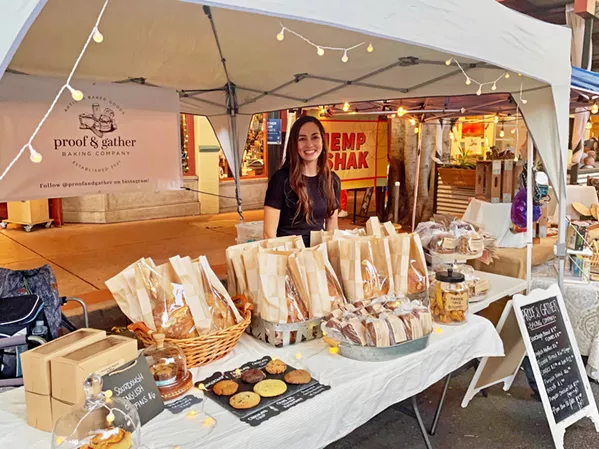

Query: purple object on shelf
<box><xmin>511</xmin><ymin>187</ymin><xmax>541</xmax><ymax>228</ymax></box>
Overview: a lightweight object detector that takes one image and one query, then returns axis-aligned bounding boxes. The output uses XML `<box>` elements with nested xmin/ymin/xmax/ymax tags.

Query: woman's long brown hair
<box><xmin>283</xmin><ymin>115</ymin><xmax>337</xmax><ymax>224</ymax></box>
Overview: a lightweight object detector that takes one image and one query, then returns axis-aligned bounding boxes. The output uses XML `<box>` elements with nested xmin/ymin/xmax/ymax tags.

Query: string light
<box><xmin>449</xmin><ymin>132</ymin><xmax>454</xmax><ymax>140</ymax></box>
<box><xmin>499</xmin><ymin>127</ymin><xmax>505</xmax><ymax>138</ymax></box>
<box><xmin>587</xmin><ymin>121</ymin><xmax>593</xmax><ymax>130</ymax></box>
<box><xmin>511</xmin><ymin>127</ymin><xmax>517</xmax><ymax>134</ymax></box>
<box><xmin>592</xmin><ymin>103</ymin><xmax>598</xmax><ymax>114</ymax></box>
<box><xmin>397</xmin><ymin>106</ymin><xmax>406</xmax><ymax>117</ymax></box>
<box><xmin>67</xmin><ymin>85</ymin><xmax>84</xmax><ymax>101</ymax></box>
<box><xmin>92</xmin><ymin>28</ymin><xmax>104</xmax><ymax>43</ymax></box>
<box><xmin>390</xmin><ymin>114</ymin><xmax>396</xmax><ymax>118</ymax></box>
<box><xmin>494</xmin><ymin>114</ymin><xmax>499</xmax><ymax>124</ymax></box>
<box><xmin>343</xmin><ymin>102</ymin><xmax>350</xmax><ymax>112</ymax></box>
<box><xmin>275</xmin><ymin>22</ymin><xmax>369</xmax><ymax>62</ymax></box>
<box><xmin>410</xmin><ymin>118</ymin><xmax>416</xmax><ymax>126</ymax></box>
<box><xmin>295</xmin><ymin>352</ymin><xmax>303</xmax><ymax>360</ymax></box>
<box><xmin>414</xmin><ymin>126</ymin><xmax>420</xmax><ymax>134</ymax></box>
<box><xmin>0</xmin><ymin>0</ymin><xmax>110</xmax><ymax>183</ymax></box>
<box><xmin>328</xmin><ymin>346</ymin><xmax>339</xmax><ymax>355</ymax></box>
<box><xmin>447</xmin><ymin>58</ymin><xmax>508</xmax><ymax>97</ymax></box>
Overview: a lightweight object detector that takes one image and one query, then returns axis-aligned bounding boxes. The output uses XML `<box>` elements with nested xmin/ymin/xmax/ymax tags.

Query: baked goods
<box><xmin>285</xmin><ymin>270</ymin><xmax>309</xmax><ymax>323</ymax></box>
<box><xmin>241</xmin><ymin>368</ymin><xmax>266</xmax><ymax>384</ymax></box>
<box><xmin>365</xmin><ymin>317</ymin><xmax>391</xmax><ymax>347</ymax></box>
<box><xmin>429</xmin><ymin>270</ymin><xmax>469</xmax><ymax>325</ymax></box>
<box><xmin>150</xmin><ymin>359</ymin><xmax>177</xmax><ymax>386</ymax></box>
<box><xmin>383</xmin><ymin>314</ymin><xmax>408</xmax><ymax>345</ymax></box>
<box><xmin>254</xmin><ymin>379</ymin><xmax>288</xmax><ymax>397</ymax></box>
<box><xmin>229</xmin><ymin>391</ymin><xmax>261</xmax><ymax>409</ymax></box>
<box><xmin>213</xmin><ymin>380</ymin><xmax>239</xmax><ymax>396</ymax></box>
<box><xmin>457</xmin><ymin>231</ymin><xmax>483</xmax><ymax>255</ymax></box>
<box><xmin>79</xmin><ymin>428</ymin><xmax>132</xmax><ymax>449</ymax></box>
<box><xmin>428</xmin><ymin>232</ymin><xmax>456</xmax><ymax>254</ymax></box>
<box><xmin>284</xmin><ymin>369</ymin><xmax>312</xmax><ymax>385</ymax></box>
<box><xmin>265</xmin><ymin>359</ymin><xmax>287</xmax><ymax>375</ymax></box>
<box><xmin>341</xmin><ymin>318</ymin><xmax>368</xmax><ymax>346</ymax></box>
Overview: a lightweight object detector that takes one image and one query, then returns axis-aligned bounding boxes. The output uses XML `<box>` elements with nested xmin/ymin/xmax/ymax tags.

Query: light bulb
<box><xmin>587</xmin><ymin>121</ymin><xmax>593</xmax><ymax>130</ymax></box>
<box><xmin>449</xmin><ymin>132</ymin><xmax>454</xmax><ymax>140</ymax></box>
<box><xmin>276</xmin><ymin>29</ymin><xmax>285</xmax><ymax>41</ymax></box>
<box><xmin>491</xmin><ymin>83</ymin><xmax>497</xmax><ymax>91</ymax></box>
<box><xmin>494</xmin><ymin>115</ymin><xmax>499</xmax><ymax>124</ymax></box>
<box><xmin>505</xmin><ymin>73</ymin><xmax>510</xmax><ymax>79</ymax></box>
<box><xmin>476</xmin><ymin>87</ymin><xmax>482</xmax><ymax>96</ymax></box>
<box><xmin>414</xmin><ymin>127</ymin><xmax>419</xmax><ymax>134</ymax></box>
<box><xmin>511</xmin><ymin>128</ymin><xmax>517</xmax><ymax>134</ymax></box>
<box><xmin>390</xmin><ymin>114</ymin><xmax>396</xmax><ymax>118</ymax></box>
<box><xmin>92</xmin><ymin>28</ymin><xmax>103</xmax><ymax>43</ymax></box>
<box><xmin>445</xmin><ymin>58</ymin><xmax>452</xmax><ymax>66</ymax></box>
<box><xmin>499</xmin><ymin>129</ymin><xmax>505</xmax><ymax>138</ymax></box>
<box><xmin>29</xmin><ymin>146</ymin><xmax>42</xmax><ymax>163</ymax></box>
<box><xmin>317</xmin><ymin>46</ymin><xmax>324</xmax><ymax>56</ymax></box>
<box><xmin>341</xmin><ymin>51</ymin><xmax>348</xmax><ymax>63</ymax></box>
<box><xmin>67</xmin><ymin>85</ymin><xmax>84</xmax><ymax>101</ymax></box>
<box><xmin>521</xmin><ymin>98</ymin><xmax>528</xmax><ymax>104</ymax></box>
<box><xmin>592</xmin><ymin>103</ymin><xmax>598</xmax><ymax>114</ymax></box>
<box><xmin>397</xmin><ymin>106</ymin><xmax>406</xmax><ymax>117</ymax></box>
<box><xmin>367</xmin><ymin>42</ymin><xmax>374</xmax><ymax>53</ymax></box>
<box><xmin>343</xmin><ymin>102</ymin><xmax>350</xmax><ymax>112</ymax></box>
<box><xmin>410</xmin><ymin>118</ymin><xmax>416</xmax><ymax>126</ymax></box>
<box><xmin>465</xmin><ymin>77</ymin><xmax>472</xmax><ymax>86</ymax></box>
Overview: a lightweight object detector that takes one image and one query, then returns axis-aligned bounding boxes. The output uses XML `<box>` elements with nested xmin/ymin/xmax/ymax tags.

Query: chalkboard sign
<box><xmin>520</xmin><ymin>296</ymin><xmax>588</xmax><ymax>423</ymax></box>
<box><xmin>102</xmin><ymin>355</ymin><xmax>165</xmax><ymax>425</ymax></box>
<box><xmin>513</xmin><ymin>285</ymin><xmax>599</xmax><ymax>449</ymax></box>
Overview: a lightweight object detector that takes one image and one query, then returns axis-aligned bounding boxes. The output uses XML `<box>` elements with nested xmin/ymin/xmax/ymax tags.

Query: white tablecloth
<box><xmin>0</xmin><ymin>316</ymin><xmax>502</xmax><ymax>449</ymax></box>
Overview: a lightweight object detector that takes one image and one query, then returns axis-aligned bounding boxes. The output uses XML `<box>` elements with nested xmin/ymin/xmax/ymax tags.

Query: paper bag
<box><xmin>339</xmin><ymin>239</ymin><xmax>363</xmax><ymax>302</ymax></box>
<box><xmin>105</xmin><ymin>261</ymin><xmax>143</xmax><ymax>324</ymax></box>
<box><xmin>242</xmin><ymin>246</ymin><xmax>262</xmax><ymax>314</ymax></box>
<box><xmin>366</xmin><ymin>217</ymin><xmax>382</xmax><ymax>237</ymax></box>
<box><xmin>388</xmin><ymin>234</ymin><xmax>411</xmax><ymax>295</ymax></box>
<box><xmin>298</xmin><ymin>247</ymin><xmax>331</xmax><ymax>318</ymax></box>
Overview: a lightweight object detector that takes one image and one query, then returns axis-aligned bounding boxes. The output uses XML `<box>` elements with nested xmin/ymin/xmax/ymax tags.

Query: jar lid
<box><xmin>435</xmin><ymin>269</ymin><xmax>465</xmax><ymax>283</ymax></box>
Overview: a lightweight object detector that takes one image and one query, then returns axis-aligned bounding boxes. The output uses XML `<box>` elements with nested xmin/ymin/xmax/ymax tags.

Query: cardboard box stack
<box><xmin>20</xmin><ymin>329</ymin><xmax>138</xmax><ymax>432</ymax></box>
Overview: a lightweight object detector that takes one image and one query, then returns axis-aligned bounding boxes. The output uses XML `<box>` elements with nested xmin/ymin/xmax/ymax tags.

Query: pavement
<box><xmin>328</xmin><ymin>366</ymin><xmax>599</xmax><ymax>449</ymax></box>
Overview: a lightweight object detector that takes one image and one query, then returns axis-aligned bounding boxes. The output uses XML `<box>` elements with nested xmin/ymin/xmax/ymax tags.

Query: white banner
<box><xmin>0</xmin><ymin>73</ymin><xmax>182</xmax><ymax>202</ymax></box>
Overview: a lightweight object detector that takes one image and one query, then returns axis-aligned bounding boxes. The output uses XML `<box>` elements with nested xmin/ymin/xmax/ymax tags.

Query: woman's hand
<box><xmin>326</xmin><ymin>209</ymin><xmax>339</xmax><ymax>232</ymax></box>
<box><xmin>263</xmin><ymin>206</ymin><xmax>281</xmax><ymax>239</ymax></box>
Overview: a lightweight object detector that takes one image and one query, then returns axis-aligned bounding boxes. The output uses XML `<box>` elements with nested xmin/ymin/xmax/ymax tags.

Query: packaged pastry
<box><xmin>412</xmin><ymin>306</ymin><xmax>434</xmax><ymax>335</ymax></box>
<box><xmin>396</xmin><ymin>311</ymin><xmax>424</xmax><ymax>340</ymax></box>
<box><xmin>457</xmin><ymin>231</ymin><xmax>484</xmax><ymax>256</ymax></box>
<box><xmin>341</xmin><ymin>318</ymin><xmax>368</xmax><ymax>346</ymax></box>
<box><xmin>449</xmin><ymin>220</ymin><xmax>477</xmax><ymax>234</ymax></box>
<box><xmin>381</xmin><ymin>313</ymin><xmax>408</xmax><ymax>345</ymax></box>
<box><xmin>135</xmin><ymin>260</ymin><xmax>198</xmax><ymax>339</ymax></box>
<box><xmin>429</xmin><ymin>269</ymin><xmax>469</xmax><ymax>325</ymax></box>
<box><xmin>365</xmin><ymin>317</ymin><xmax>391</xmax><ymax>347</ymax></box>
<box><xmin>415</xmin><ymin>221</ymin><xmax>447</xmax><ymax>248</ymax></box>
<box><xmin>428</xmin><ymin>232</ymin><xmax>456</xmax><ymax>254</ymax></box>
<box><xmin>285</xmin><ymin>269</ymin><xmax>309</xmax><ymax>323</ymax></box>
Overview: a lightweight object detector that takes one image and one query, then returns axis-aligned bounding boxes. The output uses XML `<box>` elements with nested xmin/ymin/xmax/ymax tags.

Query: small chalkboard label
<box><xmin>102</xmin><ymin>355</ymin><xmax>165</xmax><ymax>425</ymax></box>
<box><xmin>521</xmin><ymin>296</ymin><xmax>589</xmax><ymax>423</ymax></box>
<box><xmin>166</xmin><ymin>395</ymin><xmax>203</xmax><ymax>414</ymax></box>
<box><xmin>513</xmin><ymin>285</ymin><xmax>599</xmax><ymax>449</ymax></box>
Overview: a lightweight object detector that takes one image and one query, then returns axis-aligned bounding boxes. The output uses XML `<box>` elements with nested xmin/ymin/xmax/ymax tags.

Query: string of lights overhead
<box><xmin>0</xmin><ymin>0</ymin><xmax>110</xmax><ymax>183</ymax></box>
<box><xmin>276</xmin><ymin>23</ymin><xmax>373</xmax><ymax>63</ymax></box>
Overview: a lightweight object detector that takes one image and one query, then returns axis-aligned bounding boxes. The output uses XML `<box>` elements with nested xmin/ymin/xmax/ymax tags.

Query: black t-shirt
<box><xmin>264</xmin><ymin>167</ymin><xmax>341</xmax><ymax>246</ymax></box>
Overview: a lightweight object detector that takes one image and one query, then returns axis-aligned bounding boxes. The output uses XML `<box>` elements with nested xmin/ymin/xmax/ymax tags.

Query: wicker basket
<box><xmin>128</xmin><ymin>296</ymin><xmax>252</xmax><ymax>368</ymax></box>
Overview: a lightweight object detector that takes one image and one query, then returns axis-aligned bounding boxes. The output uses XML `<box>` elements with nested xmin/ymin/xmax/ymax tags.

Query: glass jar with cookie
<box><xmin>429</xmin><ymin>268</ymin><xmax>469</xmax><ymax>325</ymax></box>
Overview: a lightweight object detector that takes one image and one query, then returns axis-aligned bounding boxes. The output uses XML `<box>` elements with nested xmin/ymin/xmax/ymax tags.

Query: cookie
<box><xmin>229</xmin><ymin>391</ymin><xmax>261</xmax><ymax>410</ymax></box>
<box><xmin>212</xmin><ymin>380</ymin><xmax>239</xmax><ymax>396</ymax></box>
<box><xmin>241</xmin><ymin>368</ymin><xmax>266</xmax><ymax>384</ymax></box>
<box><xmin>265</xmin><ymin>359</ymin><xmax>287</xmax><ymax>375</ymax></box>
<box><xmin>283</xmin><ymin>369</ymin><xmax>312</xmax><ymax>385</ymax></box>
<box><xmin>254</xmin><ymin>379</ymin><xmax>288</xmax><ymax>398</ymax></box>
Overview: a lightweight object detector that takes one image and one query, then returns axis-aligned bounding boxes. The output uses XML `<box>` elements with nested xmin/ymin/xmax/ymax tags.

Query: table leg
<box><xmin>429</xmin><ymin>373</ymin><xmax>452</xmax><ymax>436</ymax></box>
<box><xmin>352</xmin><ymin>190</ymin><xmax>358</xmax><ymax>225</ymax></box>
<box><xmin>412</xmin><ymin>396</ymin><xmax>434</xmax><ymax>449</ymax></box>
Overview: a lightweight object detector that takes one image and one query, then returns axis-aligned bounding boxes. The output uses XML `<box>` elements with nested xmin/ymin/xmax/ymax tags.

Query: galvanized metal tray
<box><xmin>246</xmin><ymin>314</ymin><xmax>323</xmax><ymax>347</ymax></box>
<box><xmin>338</xmin><ymin>334</ymin><xmax>430</xmax><ymax>362</ymax></box>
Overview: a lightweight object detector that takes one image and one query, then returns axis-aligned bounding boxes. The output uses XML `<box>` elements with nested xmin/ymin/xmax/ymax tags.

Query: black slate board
<box><xmin>521</xmin><ymin>296</ymin><xmax>590</xmax><ymax>424</ymax></box>
<box><xmin>195</xmin><ymin>356</ymin><xmax>330</xmax><ymax>426</ymax></box>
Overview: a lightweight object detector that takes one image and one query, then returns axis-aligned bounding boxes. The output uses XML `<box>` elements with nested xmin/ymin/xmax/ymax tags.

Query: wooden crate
<box><xmin>7</xmin><ymin>199</ymin><xmax>49</xmax><ymax>225</ymax></box>
<box><xmin>475</xmin><ymin>160</ymin><xmax>522</xmax><ymax>204</ymax></box>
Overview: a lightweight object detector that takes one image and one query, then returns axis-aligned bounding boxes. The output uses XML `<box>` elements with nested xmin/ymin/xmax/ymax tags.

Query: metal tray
<box><xmin>246</xmin><ymin>315</ymin><xmax>323</xmax><ymax>347</ymax></box>
<box><xmin>338</xmin><ymin>334</ymin><xmax>430</xmax><ymax>362</ymax></box>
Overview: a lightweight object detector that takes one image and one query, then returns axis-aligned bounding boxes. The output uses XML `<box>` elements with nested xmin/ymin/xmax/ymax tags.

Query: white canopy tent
<box><xmin>0</xmin><ymin>0</ymin><xmax>572</xmax><ymax>287</ymax></box>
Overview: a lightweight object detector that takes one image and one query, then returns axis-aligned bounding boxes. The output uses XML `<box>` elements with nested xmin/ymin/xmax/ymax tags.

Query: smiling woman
<box><xmin>263</xmin><ymin>115</ymin><xmax>341</xmax><ymax>247</ymax></box>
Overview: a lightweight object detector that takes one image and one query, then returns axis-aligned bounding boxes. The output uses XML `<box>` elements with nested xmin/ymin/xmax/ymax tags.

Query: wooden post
<box><xmin>49</xmin><ymin>199</ymin><xmax>63</xmax><ymax>227</ymax></box>
<box><xmin>475</xmin><ymin>161</ymin><xmax>492</xmax><ymax>201</ymax></box>
<box><xmin>491</xmin><ymin>160</ymin><xmax>502</xmax><ymax>203</ymax></box>
<box><xmin>502</xmin><ymin>160</ymin><xmax>514</xmax><ymax>203</ymax></box>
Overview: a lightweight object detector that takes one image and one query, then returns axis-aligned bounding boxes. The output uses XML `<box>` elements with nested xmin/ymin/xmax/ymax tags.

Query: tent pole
<box><xmin>411</xmin><ymin>123</ymin><xmax>423</xmax><ymax>232</ymax></box>
<box><xmin>526</xmin><ymin>139</ymin><xmax>533</xmax><ymax>293</ymax></box>
<box><xmin>230</xmin><ymin>111</ymin><xmax>243</xmax><ymax>222</ymax></box>
<box><xmin>557</xmin><ymin>139</ymin><xmax>568</xmax><ymax>292</ymax></box>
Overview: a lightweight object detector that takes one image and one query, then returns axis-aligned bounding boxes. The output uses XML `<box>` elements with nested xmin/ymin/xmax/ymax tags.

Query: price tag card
<box><xmin>102</xmin><ymin>355</ymin><xmax>165</xmax><ymax>425</ymax></box>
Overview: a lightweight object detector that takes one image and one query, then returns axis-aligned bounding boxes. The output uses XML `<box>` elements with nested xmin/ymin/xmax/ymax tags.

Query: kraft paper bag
<box><xmin>382</xmin><ymin>221</ymin><xmax>397</xmax><ymax>236</ymax></box>
<box><xmin>133</xmin><ymin>259</ymin><xmax>160</xmax><ymax>330</ymax></box>
<box><xmin>199</xmin><ymin>256</ymin><xmax>243</xmax><ymax>324</ymax></box>
<box><xmin>242</xmin><ymin>246</ymin><xmax>262</xmax><ymax>315</ymax></box>
<box><xmin>339</xmin><ymin>239</ymin><xmax>363</xmax><ymax>302</ymax></box>
<box><xmin>258</xmin><ymin>251</ymin><xmax>289</xmax><ymax>323</ymax></box>
<box><xmin>298</xmin><ymin>247</ymin><xmax>330</xmax><ymax>318</ymax></box>
<box><xmin>169</xmin><ymin>255</ymin><xmax>212</xmax><ymax>334</ymax></box>
<box><xmin>366</xmin><ymin>217</ymin><xmax>382</xmax><ymax>237</ymax></box>
<box><xmin>105</xmin><ymin>261</ymin><xmax>143</xmax><ymax>324</ymax></box>
<box><xmin>288</xmin><ymin>251</ymin><xmax>311</xmax><ymax>314</ymax></box>
<box><xmin>388</xmin><ymin>234</ymin><xmax>411</xmax><ymax>295</ymax></box>
<box><xmin>226</xmin><ymin>240</ymin><xmax>261</xmax><ymax>296</ymax></box>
